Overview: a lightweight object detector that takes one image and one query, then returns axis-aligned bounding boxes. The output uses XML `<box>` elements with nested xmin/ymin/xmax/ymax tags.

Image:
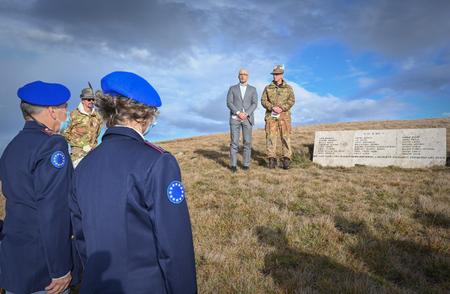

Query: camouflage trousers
<box><xmin>265</xmin><ymin>116</ymin><xmax>292</xmax><ymax>159</ymax></box>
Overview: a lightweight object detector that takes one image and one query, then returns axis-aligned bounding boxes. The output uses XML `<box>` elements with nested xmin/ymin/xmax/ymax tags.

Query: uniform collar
<box><xmin>102</xmin><ymin>126</ymin><xmax>145</xmax><ymax>143</ymax></box>
<box><xmin>77</xmin><ymin>102</ymin><xmax>95</xmax><ymax>115</ymax></box>
<box><xmin>271</xmin><ymin>80</ymin><xmax>284</xmax><ymax>87</ymax></box>
<box><xmin>23</xmin><ymin>120</ymin><xmax>45</xmax><ymax>130</ymax></box>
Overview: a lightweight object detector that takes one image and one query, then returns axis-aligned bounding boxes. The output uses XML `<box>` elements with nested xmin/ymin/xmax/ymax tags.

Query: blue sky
<box><xmin>0</xmin><ymin>0</ymin><xmax>449</xmax><ymax>153</ymax></box>
<box><xmin>290</xmin><ymin>40</ymin><xmax>449</xmax><ymax>120</ymax></box>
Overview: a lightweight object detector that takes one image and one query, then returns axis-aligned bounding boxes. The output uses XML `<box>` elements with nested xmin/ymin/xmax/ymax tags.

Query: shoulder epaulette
<box><xmin>144</xmin><ymin>141</ymin><xmax>166</xmax><ymax>154</ymax></box>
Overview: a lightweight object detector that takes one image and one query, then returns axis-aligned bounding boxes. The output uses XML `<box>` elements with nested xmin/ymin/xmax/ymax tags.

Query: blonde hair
<box><xmin>95</xmin><ymin>93</ymin><xmax>159</xmax><ymax>128</ymax></box>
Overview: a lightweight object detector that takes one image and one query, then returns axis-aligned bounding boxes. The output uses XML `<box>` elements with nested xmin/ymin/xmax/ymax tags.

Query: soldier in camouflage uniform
<box><xmin>63</xmin><ymin>86</ymin><xmax>102</xmax><ymax>166</ymax></box>
<box><xmin>261</xmin><ymin>65</ymin><xmax>295</xmax><ymax>169</ymax></box>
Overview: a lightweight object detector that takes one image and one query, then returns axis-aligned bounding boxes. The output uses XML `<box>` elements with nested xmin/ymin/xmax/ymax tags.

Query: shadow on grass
<box><xmin>220</xmin><ymin>144</ymin><xmax>267</xmax><ymax>167</ymax></box>
<box><xmin>255</xmin><ymin>226</ymin><xmax>380</xmax><ymax>293</ymax></box>
<box><xmin>251</xmin><ymin>148</ymin><xmax>267</xmax><ymax>167</ymax></box>
<box><xmin>414</xmin><ymin>211</ymin><xmax>450</xmax><ymax>229</ymax></box>
<box><xmin>298</xmin><ymin>143</ymin><xmax>314</xmax><ymax>161</ymax></box>
<box><xmin>334</xmin><ymin>216</ymin><xmax>365</xmax><ymax>235</ymax></box>
<box><xmin>194</xmin><ymin>149</ymin><xmax>229</xmax><ymax>169</ymax></box>
<box><xmin>195</xmin><ymin>145</ymin><xmax>268</xmax><ymax>168</ymax></box>
<box><xmin>335</xmin><ymin>217</ymin><xmax>450</xmax><ymax>292</ymax></box>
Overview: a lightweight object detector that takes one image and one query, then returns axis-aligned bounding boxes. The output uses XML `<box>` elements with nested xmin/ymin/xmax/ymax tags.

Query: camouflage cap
<box><xmin>80</xmin><ymin>87</ymin><xmax>94</xmax><ymax>99</ymax></box>
<box><xmin>271</xmin><ymin>64</ymin><xmax>284</xmax><ymax>75</ymax></box>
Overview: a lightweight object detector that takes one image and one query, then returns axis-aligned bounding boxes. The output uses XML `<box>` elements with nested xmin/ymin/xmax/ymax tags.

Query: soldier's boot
<box><xmin>282</xmin><ymin>157</ymin><xmax>291</xmax><ymax>170</ymax></box>
<box><xmin>268</xmin><ymin>157</ymin><xmax>277</xmax><ymax>169</ymax></box>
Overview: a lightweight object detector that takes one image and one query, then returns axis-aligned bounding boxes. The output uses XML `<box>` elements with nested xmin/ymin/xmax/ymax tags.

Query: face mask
<box><xmin>58</xmin><ymin>111</ymin><xmax>71</xmax><ymax>133</ymax></box>
<box><xmin>143</xmin><ymin>120</ymin><xmax>157</xmax><ymax>136</ymax></box>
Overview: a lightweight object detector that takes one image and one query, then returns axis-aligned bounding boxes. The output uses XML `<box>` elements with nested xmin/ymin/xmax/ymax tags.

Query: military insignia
<box><xmin>42</xmin><ymin>127</ymin><xmax>57</xmax><ymax>136</ymax></box>
<box><xmin>50</xmin><ymin>151</ymin><xmax>66</xmax><ymax>168</ymax></box>
<box><xmin>167</xmin><ymin>180</ymin><xmax>185</xmax><ymax>204</ymax></box>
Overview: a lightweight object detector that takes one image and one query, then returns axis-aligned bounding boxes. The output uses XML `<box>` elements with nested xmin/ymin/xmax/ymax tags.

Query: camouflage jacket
<box><xmin>261</xmin><ymin>80</ymin><xmax>295</xmax><ymax>118</ymax></box>
<box><xmin>63</xmin><ymin>104</ymin><xmax>102</xmax><ymax>160</ymax></box>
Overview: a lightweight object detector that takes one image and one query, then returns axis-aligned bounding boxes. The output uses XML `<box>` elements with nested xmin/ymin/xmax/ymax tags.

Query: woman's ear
<box><xmin>47</xmin><ymin>107</ymin><xmax>57</xmax><ymax>120</ymax></box>
<box><xmin>141</xmin><ymin>119</ymin><xmax>151</xmax><ymax>133</ymax></box>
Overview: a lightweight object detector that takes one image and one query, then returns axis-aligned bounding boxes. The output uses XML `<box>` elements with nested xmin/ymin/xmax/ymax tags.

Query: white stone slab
<box><xmin>313</xmin><ymin>128</ymin><xmax>447</xmax><ymax>168</ymax></box>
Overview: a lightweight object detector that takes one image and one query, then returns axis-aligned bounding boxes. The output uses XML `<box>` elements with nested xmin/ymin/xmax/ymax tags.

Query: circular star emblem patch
<box><xmin>167</xmin><ymin>180</ymin><xmax>185</xmax><ymax>204</ymax></box>
<box><xmin>50</xmin><ymin>151</ymin><xmax>66</xmax><ymax>168</ymax></box>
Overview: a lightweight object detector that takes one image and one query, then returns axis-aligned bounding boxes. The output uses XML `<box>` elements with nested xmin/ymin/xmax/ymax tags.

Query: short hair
<box><xmin>238</xmin><ymin>68</ymin><xmax>248</xmax><ymax>75</ymax></box>
<box><xmin>95</xmin><ymin>92</ymin><xmax>159</xmax><ymax>128</ymax></box>
<box><xmin>20</xmin><ymin>102</ymin><xmax>45</xmax><ymax>120</ymax></box>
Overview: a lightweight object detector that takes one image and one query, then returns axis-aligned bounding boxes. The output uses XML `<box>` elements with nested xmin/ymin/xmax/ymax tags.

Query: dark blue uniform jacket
<box><xmin>0</xmin><ymin>121</ymin><xmax>74</xmax><ymax>294</ymax></box>
<box><xmin>70</xmin><ymin>126</ymin><xmax>197</xmax><ymax>293</ymax></box>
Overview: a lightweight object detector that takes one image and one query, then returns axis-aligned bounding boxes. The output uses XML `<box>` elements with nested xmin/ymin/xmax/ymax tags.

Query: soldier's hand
<box><xmin>82</xmin><ymin>145</ymin><xmax>92</xmax><ymax>152</ymax></box>
<box><xmin>273</xmin><ymin>106</ymin><xmax>282</xmax><ymax>114</ymax></box>
<box><xmin>45</xmin><ymin>272</ymin><xmax>72</xmax><ymax>294</ymax></box>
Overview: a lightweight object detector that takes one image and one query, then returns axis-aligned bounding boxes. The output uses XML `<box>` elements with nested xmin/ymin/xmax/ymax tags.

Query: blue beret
<box><xmin>101</xmin><ymin>71</ymin><xmax>162</xmax><ymax>107</ymax></box>
<box><xmin>17</xmin><ymin>81</ymin><xmax>70</xmax><ymax>106</ymax></box>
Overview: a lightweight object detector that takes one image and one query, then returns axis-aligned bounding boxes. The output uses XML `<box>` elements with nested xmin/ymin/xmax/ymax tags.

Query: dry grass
<box><xmin>1</xmin><ymin>118</ymin><xmax>450</xmax><ymax>293</ymax></box>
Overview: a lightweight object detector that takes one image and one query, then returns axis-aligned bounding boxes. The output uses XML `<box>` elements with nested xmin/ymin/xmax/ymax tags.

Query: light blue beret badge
<box><xmin>50</xmin><ymin>151</ymin><xmax>66</xmax><ymax>168</ymax></box>
<box><xmin>167</xmin><ymin>180</ymin><xmax>185</xmax><ymax>204</ymax></box>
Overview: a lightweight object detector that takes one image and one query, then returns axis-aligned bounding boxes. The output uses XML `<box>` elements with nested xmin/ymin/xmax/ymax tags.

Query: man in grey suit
<box><xmin>226</xmin><ymin>68</ymin><xmax>258</xmax><ymax>172</ymax></box>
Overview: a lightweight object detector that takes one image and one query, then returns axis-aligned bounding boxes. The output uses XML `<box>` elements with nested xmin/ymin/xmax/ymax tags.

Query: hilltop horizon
<box><xmin>157</xmin><ymin>117</ymin><xmax>450</xmax><ymax>153</ymax></box>
<box><xmin>2</xmin><ymin>117</ymin><xmax>448</xmax><ymax>156</ymax></box>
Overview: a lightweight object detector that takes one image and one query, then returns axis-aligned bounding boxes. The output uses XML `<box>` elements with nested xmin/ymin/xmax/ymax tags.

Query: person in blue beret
<box><xmin>0</xmin><ymin>81</ymin><xmax>77</xmax><ymax>294</ymax></box>
<box><xmin>69</xmin><ymin>71</ymin><xmax>197</xmax><ymax>293</ymax></box>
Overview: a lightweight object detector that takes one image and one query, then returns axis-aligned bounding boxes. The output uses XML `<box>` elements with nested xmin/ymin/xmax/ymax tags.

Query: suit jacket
<box><xmin>226</xmin><ymin>83</ymin><xmax>258</xmax><ymax>125</ymax></box>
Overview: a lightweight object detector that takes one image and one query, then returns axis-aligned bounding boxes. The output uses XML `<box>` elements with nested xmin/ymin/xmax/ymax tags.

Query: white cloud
<box><xmin>358</xmin><ymin>77</ymin><xmax>376</xmax><ymax>88</ymax></box>
<box><xmin>0</xmin><ymin>0</ymin><xmax>447</xmax><ymax>147</ymax></box>
<box><xmin>290</xmin><ymin>83</ymin><xmax>405</xmax><ymax>124</ymax></box>
<box><xmin>0</xmin><ymin>16</ymin><xmax>72</xmax><ymax>46</ymax></box>
<box><xmin>25</xmin><ymin>28</ymin><xmax>72</xmax><ymax>43</ymax></box>
<box><xmin>0</xmin><ymin>38</ymin><xmax>410</xmax><ymax>145</ymax></box>
<box><xmin>122</xmin><ymin>48</ymin><xmax>151</xmax><ymax>60</ymax></box>
<box><xmin>402</xmin><ymin>58</ymin><xmax>416</xmax><ymax>70</ymax></box>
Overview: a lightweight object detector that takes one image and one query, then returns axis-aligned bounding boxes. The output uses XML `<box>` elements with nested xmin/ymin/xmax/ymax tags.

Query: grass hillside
<box><xmin>1</xmin><ymin>118</ymin><xmax>450</xmax><ymax>293</ymax></box>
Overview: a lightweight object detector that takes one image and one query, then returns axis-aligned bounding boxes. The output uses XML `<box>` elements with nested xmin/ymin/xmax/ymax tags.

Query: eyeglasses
<box><xmin>82</xmin><ymin>98</ymin><xmax>95</xmax><ymax>102</ymax></box>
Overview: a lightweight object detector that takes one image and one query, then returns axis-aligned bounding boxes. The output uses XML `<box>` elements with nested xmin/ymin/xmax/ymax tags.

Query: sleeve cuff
<box><xmin>52</xmin><ymin>271</ymin><xmax>70</xmax><ymax>280</ymax></box>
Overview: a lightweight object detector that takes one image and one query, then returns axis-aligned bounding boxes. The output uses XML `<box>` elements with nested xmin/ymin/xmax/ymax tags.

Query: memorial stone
<box><xmin>313</xmin><ymin>128</ymin><xmax>446</xmax><ymax>168</ymax></box>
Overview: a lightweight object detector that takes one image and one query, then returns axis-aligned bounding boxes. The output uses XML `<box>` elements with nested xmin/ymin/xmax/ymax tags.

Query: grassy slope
<box><xmin>159</xmin><ymin>118</ymin><xmax>450</xmax><ymax>293</ymax></box>
<box><xmin>1</xmin><ymin>118</ymin><xmax>450</xmax><ymax>293</ymax></box>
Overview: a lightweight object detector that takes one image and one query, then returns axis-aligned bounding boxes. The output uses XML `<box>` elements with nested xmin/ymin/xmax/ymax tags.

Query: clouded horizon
<box><xmin>1</xmin><ymin>0</ymin><xmax>449</xmax><ymax>152</ymax></box>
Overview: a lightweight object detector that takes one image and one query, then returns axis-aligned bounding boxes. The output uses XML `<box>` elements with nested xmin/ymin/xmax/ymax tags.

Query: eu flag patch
<box><xmin>167</xmin><ymin>180</ymin><xmax>185</xmax><ymax>204</ymax></box>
